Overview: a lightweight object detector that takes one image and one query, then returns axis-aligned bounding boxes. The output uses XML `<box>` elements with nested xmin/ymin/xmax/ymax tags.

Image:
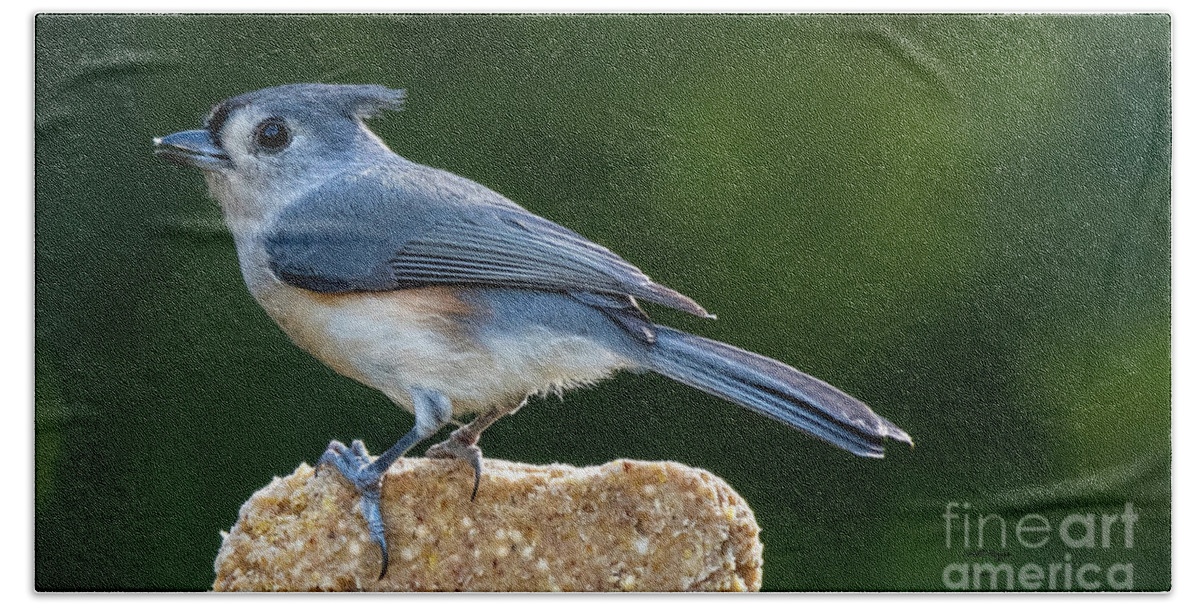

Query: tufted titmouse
<box><xmin>155</xmin><ymin>83</ymin><xmax>910</xmax><ymax>576</ymax></box>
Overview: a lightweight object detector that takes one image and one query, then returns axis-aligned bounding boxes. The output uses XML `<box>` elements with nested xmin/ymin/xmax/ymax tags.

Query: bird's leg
<box><xmin>317</xmin><ymin>386</ymin><xmax>451</xmax><ymax>579</ymax></box>
<box><xmin>425</xmin><ymin>398</ymin><xmax>525</xmax><ymax>501</ymax></box>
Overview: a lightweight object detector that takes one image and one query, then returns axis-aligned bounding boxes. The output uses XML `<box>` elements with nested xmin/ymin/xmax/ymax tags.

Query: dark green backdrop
<box><xmin>35</xmin><ymin>14</ymin><xmax>1170</xmax><ymax>591</ymax></box>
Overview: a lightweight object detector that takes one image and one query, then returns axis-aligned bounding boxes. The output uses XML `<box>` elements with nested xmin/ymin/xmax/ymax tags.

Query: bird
<box><xmin>154</xmin><ymin>83</ymin><xmax>911</xmax><ymax>577</ymax></box>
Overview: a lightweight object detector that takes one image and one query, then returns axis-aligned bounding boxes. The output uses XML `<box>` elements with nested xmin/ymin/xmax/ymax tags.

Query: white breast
<box><xmin>255</xmin><ymin>281</ymin><xmax>630</xmax><ymax>414</ymax></box>
<box><xmin>233</xmin><ymin>237</ymin><xmax>626</xmax><ymax>416</ymax></box>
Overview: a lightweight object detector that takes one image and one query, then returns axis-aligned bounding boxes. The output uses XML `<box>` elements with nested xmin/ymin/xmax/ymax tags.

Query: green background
<box><xmin>34</xmin><ymin>14</ymin><xmax>1170</xmax><ymax>591</ymax></box>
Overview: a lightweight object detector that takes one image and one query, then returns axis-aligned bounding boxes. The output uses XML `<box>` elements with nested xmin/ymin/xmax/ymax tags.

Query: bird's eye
<box><xmin>255</xmin><ymin>118</ymin><xmax>290</xmax><ymax>151</ymax></box>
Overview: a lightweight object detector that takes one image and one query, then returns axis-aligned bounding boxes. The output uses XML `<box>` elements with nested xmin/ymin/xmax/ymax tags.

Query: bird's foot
<box><xmin>317</xmin><ymin>439</ymin><xmax>390</xmax><ymax>578</ymax></box>
<box><xmin>425</xmin><ymin>431</ymin><xmax>484</xmax><ymax>501</ymax></box>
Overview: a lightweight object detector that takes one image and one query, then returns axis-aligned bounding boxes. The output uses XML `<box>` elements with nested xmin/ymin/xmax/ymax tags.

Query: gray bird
<box><xmin>154</xmin><ymin>83</ymin><xmax>911</xmax><ymax>577</ymax></box>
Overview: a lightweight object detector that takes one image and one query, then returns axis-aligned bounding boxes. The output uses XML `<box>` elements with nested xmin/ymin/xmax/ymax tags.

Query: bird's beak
<box><xmin>153</xmin><ymin>129</ymin><xmax>232</xmax><ymax>171</ymax></box>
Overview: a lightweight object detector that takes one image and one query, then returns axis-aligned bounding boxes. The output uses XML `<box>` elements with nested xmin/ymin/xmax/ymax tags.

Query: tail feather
<box><xmin>646</xmin><ymin>326</ymin><xmax>911</xmax><ymax>458</ymax></box>
<box><xmin>637</xmin><ymin>282</ymin><xmax>716</xmax><ymax>320</ymax></box>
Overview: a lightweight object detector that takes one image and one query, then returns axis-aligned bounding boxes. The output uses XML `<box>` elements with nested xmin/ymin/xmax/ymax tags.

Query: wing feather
<box><xmin>264</xmin><ymin>166</ymin><xmax>711</xmax><ymax>320</ymax></box>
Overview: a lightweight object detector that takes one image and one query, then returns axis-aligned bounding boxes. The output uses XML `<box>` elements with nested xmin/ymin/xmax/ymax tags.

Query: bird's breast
<box><xmin>255</xmin><ymin>281</ymin><xmax>483</xmax><ymax>396</ymax></box>
<box><xmin>248</xmin><ymin>278</ymin><xmax>629</xmax><ymax>414</ymax></box>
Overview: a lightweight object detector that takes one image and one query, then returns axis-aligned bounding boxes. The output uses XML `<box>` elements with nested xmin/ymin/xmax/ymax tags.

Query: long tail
<box><xmin>645</xmin><ymin>326</ymin><xmax>911</xmax><ymax>458</ymax></box>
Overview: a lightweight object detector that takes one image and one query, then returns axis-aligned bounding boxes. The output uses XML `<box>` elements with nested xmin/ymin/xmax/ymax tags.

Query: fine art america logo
<box><xmin>941</xmin><ymin>501</ymin><xmax>1138</xmax><ymax>590</ymax></box>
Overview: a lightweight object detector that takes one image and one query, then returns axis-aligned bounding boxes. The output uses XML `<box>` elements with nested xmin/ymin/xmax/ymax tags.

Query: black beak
<box><xmin>153</xmin><ymin>129</ymin><xmax>232</xmax><ymax>170</ymax></box>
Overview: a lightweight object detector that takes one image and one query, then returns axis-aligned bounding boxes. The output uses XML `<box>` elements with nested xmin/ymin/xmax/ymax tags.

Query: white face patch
<box><xmin>221</xmin><ymin>109</ymin><xmax>303</xmax><ymax>173</ymax></box>
<box><xmin>206</xmin><ymin>108</ymin><xmax>328</xmax><ymax>224</ymax></box>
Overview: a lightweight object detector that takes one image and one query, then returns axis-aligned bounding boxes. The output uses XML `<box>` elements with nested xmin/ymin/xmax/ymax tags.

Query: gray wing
<box><xmin>263</xmin><ymin>167</ymin><xmax>711</xmax><ymax>319</ymax></box>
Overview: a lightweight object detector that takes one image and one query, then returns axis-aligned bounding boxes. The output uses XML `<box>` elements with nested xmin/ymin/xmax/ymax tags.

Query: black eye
<box><xmin>255</xmin><ymin>118</ymin><xmax>290</xmax><ymax>151</ymax></box>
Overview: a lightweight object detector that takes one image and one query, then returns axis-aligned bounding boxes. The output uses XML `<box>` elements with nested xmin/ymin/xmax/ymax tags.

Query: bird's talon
<box><xmin>356</xmin><ymin>491</ymin><xmax>389</xmax><ymax>580</ymax></box>
<box><xmin>318</xmin><ymin>440</ymin><xmax>391</xmax><ymax>578</ymax></box>
<box><xmin>317</xmin><ymin>439</ymin><xmax>383</xmax><ymax>492</ymax></box>
<box><xmin>425</xmin><ymin>436</ymin><xmax>484</xmax><ymax>500</ymax></box>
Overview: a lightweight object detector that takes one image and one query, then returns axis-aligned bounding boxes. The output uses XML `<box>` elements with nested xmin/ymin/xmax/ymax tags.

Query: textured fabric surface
<box><xmin>35</xmin><ymin>14</ymin><xmax>1170</xmax><ymax>590</ymax></box>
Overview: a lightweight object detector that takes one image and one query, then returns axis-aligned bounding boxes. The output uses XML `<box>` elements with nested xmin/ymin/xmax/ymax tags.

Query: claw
<box><xmin>358</xmin><ymin>489</ymin><xmax>389</xmax><ymax>580</ymax></box>
<box><xmin>310</xmin><ymin>389</ymin><xmax>452</xmax><ymax>582</ymax></box>
<box><xmin>315</xmin><ymin>439</ymin><xmax>390</xmax><ymax>579</ymax></box>
<box><xmin>317</xmin><ymin>440</ymin><xmax>361</xmax><ymax>478</ymax></box>
<box><xmin>425</xmin><ymin>437</ymin><xmax>484</xmax><ymax>501</ymax></box>
<box><xmin>465</xmin><ymin>448</ymin><xmax>482</xmax><ymax>502</ymax></box>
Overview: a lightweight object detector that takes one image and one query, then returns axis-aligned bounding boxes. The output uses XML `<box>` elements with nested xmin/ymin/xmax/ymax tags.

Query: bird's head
<box><xmin>154</xmin><ymin>84</ymin><xmax>406</xmax><ymax>217</ymax></box>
